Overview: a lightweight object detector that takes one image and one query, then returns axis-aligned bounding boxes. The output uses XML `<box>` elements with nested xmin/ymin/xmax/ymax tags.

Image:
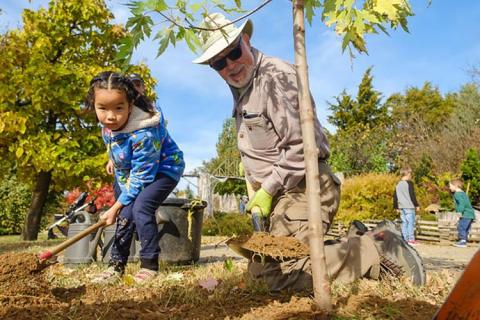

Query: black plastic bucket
<box><xmin>156</xmin><ymin>198</ymin><xmax>207</xmax><ymax>264</ymax></box>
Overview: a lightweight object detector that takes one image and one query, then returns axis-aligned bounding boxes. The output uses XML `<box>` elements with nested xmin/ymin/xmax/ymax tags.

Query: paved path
<box><xmin>199</xmin><ymin>238</ymin><xmax>479</xmax><ymax>271</ymax></box>
<box><xmin>414</xmin><ymin>243</ymin><xmax>478</xmax><ymax>271</ymax></box>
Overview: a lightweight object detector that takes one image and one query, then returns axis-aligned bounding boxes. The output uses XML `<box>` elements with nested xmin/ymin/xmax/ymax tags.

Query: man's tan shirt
<box><xmin>232</xmin><ymin>48</ymin><xmax>330</xmax><ymax>196</ymax></box>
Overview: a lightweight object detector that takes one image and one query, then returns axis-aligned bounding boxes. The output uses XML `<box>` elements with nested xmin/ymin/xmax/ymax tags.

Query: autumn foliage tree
<box><xmin>0</xmin><ymin>0</ymin><xmax>151</xmax><ymax>240</ymax></box>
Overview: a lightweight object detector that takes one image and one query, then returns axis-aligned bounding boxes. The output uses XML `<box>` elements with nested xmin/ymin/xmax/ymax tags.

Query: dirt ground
<box><xmin>0</xmin><ymin>238</ymin><xmax>477</xmax><ymax>320</ymax></box>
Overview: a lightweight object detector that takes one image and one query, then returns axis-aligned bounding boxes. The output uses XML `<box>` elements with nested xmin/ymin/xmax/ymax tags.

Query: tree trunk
<box><xmin>292</xmin><ymin>0</ymin><xmax>332</xmax><ymax>312</ymax></box>
<box><xmin>22</xmin><ymin>170</ymin><xmax>52</xmax><ymax>240</ymax></box>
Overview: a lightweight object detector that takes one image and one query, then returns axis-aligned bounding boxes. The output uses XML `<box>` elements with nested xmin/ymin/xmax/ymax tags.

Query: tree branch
<box><xmin>155</xmin><ymin>0</ymin><xmax>272</xmax><ymax>31</ymax></box>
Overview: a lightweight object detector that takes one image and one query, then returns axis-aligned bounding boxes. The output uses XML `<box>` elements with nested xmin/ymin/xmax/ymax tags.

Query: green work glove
<box><xmin>238</xmin><ymin>162</ymin><xmax>245</xmax><ymax>176</ymax></box>
<box><xmin>246</xmin><ymin>188</ymin><xmax>273</xmax><ymax>218</ymax></box>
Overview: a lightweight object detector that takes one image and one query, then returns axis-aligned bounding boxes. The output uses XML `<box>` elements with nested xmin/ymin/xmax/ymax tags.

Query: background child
<box><xmin>393</xmin><ymin>167</ymin><xmax>420</xmax><ymax>245</ymax></box>
<box><xmin>449</xmin><ymin>179</ymin><xmax>475</xmax><ymax>248</ymax></box>
<box><xmin>85</xmin><ymin>71</ymin><xmax>185</xmax><ymax>283</ymax></box>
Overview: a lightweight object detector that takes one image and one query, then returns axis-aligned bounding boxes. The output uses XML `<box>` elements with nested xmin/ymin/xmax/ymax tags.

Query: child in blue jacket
<box><xmin>85</xmin><ymin>71</ymin><xmax>185</xmax><ymax>283</ymax></box>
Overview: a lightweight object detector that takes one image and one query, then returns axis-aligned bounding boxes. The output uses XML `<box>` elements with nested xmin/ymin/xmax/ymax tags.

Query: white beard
<box><xmin>226</xmin><ymin>64</ymin><xmax>255</xmax><ymax>88</ymax></box>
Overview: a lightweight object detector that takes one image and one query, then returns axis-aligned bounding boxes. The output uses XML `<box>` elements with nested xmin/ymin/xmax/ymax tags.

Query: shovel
<box><xmin>244</xmin><ymin>176</ymin><xmax>267</xmax><ymax>232</ymax></box>
<box><xmin>38</xmin><ymin>219</ymin><xmax>107</xmax><ymax>261</ymax></box>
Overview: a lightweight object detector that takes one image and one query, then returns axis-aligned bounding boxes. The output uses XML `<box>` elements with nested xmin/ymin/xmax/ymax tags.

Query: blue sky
<box><xmin>2</xmin><ymin>0</ymin><xmax>480</xmax><ymax>191</ymax></box>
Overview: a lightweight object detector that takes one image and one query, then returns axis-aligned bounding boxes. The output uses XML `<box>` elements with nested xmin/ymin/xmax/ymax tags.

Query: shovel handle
<box><xmin>39</xmin><ymin>219</ymin><xmax>107</xmax><ymax>260</ymax></box>
<box><xmin>244</xmin><ymin>176</ymin><xmax>266</xmax><ymax>231</ymax></box>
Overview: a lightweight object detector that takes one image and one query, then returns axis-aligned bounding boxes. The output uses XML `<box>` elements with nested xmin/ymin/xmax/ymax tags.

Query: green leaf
<box><xmin>145</xmin><ymin>0</ymin><xmax>168</xmax><ymax>11</ymax></box>
<box><xmin>184</xmin><ymin>29</ymin><xmax>200</xmax><ymax>53</ymax></box>
<box><xmin>305</xmin><ymin>3</ymin><xmax>315</xmax><ymax>25</ymax></box>
<box><xmin>19</xmin><ymin>122</ymin><xmax>27</xmax><ymax>134</ymax></box>
<box><xmin>16</xmin><ymin>147</ymin><xmax>24</xmax><ymax>158</ymax></box>
<box><xmin>190</xmin><ymin>3</ymin><xmax>202</xmax><ymax>13</ymax></box>
<box><xmin>324</xmin><ymin>0</ymin><xmax>336</xmax><ymax>13</ymax></box>
<box><xmin>154</xmin><ymin>28</ymin><xmax>172</xmax><ymax>57</ymax></box>
<box><xmin>353</xmin><ymin>10</ymin><xmax>365</xmax><ymax>35</ymax></box>
<box><xmin>127</xmin><ymin>1</ymin><xmax>147</xmax><ymax>16</ymax></box>
<box><xmin>341</xmin><ymin>30</ymin><xmax>353</xmax><ymax>51</ymax></box>
<box><xmin>224</xmin><ymin>257</ymin><xmax>234</xmax><ymax>271</ymax></box>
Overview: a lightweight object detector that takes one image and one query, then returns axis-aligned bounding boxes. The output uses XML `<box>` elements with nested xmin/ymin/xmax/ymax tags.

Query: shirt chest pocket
<box><xmin>242</xmin><ymin>115</ymin><xmax>278</xmax><ymax>150</ymax></box>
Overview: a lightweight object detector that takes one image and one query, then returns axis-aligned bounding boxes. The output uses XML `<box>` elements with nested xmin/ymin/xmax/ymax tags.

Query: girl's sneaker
<box><xmin>133</xmin><ymin>268</ymin><xmax>158</xmax><ymax>284</ymax></box>
<box><xmin>91</xmin><ymin>266</ymin><xmax>123</xmax><ymax>284</ymax></box>
<box><xmin>453</xmin><ymin>240</ymin><xmax>467</xmax><ymax>248</ymax></box>
<box><xmin>407</xmin><ymin>240</ymin><xmax>418</xmax><ymax>246</ymax></box>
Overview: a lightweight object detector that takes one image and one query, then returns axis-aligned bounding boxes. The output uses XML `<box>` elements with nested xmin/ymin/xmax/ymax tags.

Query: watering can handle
<box><xmin>39</xmin><ymin>219</ymin><xmax>107</xmax><ymax>261</ymax></box>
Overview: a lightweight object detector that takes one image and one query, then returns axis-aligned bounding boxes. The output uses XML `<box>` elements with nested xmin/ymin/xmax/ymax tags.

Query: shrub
<box><xmin>202</xmin><ymin>212</ymin><xmax>253</xmax><ymax>236</ymax></box>
<box><xmin>0</xmin><ymin>176</ymin><xmax>31</xmax><ymax>235</ymax></box>
<box><xmin>461</xmin><ymin>148</ymin><xmax>480</xmax><ymax>204</ymax></box>
<box><xmin>436</xmin><ymin>172</ymin><xmax>456</xmax><ymax>211</ymax></box>
<box><xmin>337</xmin><ymin>172</ymin><xmax>440</xmax><ymax>224</ymax></box>
<box><xmin>66</xmin><ymin>184</ymin><xmax>115</xmax><ymax>210</ymax></box>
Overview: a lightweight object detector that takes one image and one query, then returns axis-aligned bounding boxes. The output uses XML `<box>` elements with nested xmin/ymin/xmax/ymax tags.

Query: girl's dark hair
<box><xmin>85</xmin><ymin>71</ymin><xmax>154</xmax><ymax>114</ymax></box>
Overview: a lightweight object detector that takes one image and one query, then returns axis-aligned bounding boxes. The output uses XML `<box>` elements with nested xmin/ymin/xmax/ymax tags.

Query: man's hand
<box><xmin>246</xmin><ymin>188</ymin><xmax>273</xmax><ymax>218</ymax></box>
<box><xmin>106</xmin><ymin>159</ymin><xmax>114</xmax><ymax>175</ymax></box>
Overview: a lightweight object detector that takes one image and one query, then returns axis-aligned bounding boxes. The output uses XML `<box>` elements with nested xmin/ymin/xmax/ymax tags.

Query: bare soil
<box><xmin>227</xmin><ymin>233</ymin><xmax>310</xmax><ymax>261</ymax></box>
<box><xmin>0</xmin><ymin>239</ymin><xmax>475</xmax><ymax>319</ymax></box>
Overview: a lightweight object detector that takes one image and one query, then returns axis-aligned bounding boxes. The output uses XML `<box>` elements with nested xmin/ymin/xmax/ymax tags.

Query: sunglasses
<box><xmin>209</xmin><ymin>38</ymin><xmax>243</xmax><ymax>71</ymax></box>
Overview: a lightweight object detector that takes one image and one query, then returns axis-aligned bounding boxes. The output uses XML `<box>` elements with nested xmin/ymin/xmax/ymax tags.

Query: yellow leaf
<box><xmin>123</xmin><ymin>274</ymin><xmax>135</xmax><ymax>286</ymax></box>
<box><xmin>16</xmin><ymin>147</ymin><xmax>24</xmax><ymax>158</ymax></box>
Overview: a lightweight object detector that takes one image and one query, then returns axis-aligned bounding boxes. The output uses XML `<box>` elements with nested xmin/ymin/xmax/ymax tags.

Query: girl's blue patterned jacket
<box><xmin>102</xmin><ymin>105</ymin><xmax>185</xmax><ymax>205</ymax></box>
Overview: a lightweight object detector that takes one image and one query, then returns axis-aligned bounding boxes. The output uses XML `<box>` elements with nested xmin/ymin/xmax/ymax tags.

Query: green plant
<box><xmin>336</xmin><ymin>173</ymin><xmax>399</xmax><ymax>223</ymax></box>
<box><xmin>202</xmin><ymin>212</ymin><xmax>253</xmax><ymax>236</ymax></box>
<box><xmin>461</xmin><ymin>148</ymin><xmax>480</xmax><ymax>204</ymax></box>
<box><xmin>435</xmin><ymin>172</ymin><xmax>456</xmax><ymax>211</ymax></box>
<box><xmin>0</xmin><ymin>176</ymin><xmax>31</xmax><ymax>235</ymax></box>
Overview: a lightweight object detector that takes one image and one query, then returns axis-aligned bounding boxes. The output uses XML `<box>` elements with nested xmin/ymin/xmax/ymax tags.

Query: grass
<box><xmin>0</xmin><ymin>231</ymin><xmax>62</xmax><ymax>255</ymax></box>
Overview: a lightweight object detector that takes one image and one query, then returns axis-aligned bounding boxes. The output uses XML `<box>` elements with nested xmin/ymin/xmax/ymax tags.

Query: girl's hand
<box><xmin>106</xmin><ymin>160</ymin><xmax>114</xmax><ymax>175</ymax></box>
<box><xmin>101</xmin><ymin>202</ymin><xmax>123</xmax><ymax>226</ymax></box>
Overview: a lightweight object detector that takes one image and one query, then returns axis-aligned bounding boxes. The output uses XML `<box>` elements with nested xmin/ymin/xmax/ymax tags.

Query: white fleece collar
<box><xmin>112</xmin><ymin>106</ymin><xmax>161</xmax><ymax>134</ymax></box>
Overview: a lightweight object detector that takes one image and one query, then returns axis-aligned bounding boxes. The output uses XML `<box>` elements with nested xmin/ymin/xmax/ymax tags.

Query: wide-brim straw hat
<box><xmin>192</xmin><ymin>13</ymin><xmax>253</xmax><ymax>64</ymax></box>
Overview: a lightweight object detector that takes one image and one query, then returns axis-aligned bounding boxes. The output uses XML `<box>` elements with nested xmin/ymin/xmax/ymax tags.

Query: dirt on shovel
<box><xmin>227</xmin><ymin>232</ymin><xmax>310</xmax><ymax>262</ymax></box>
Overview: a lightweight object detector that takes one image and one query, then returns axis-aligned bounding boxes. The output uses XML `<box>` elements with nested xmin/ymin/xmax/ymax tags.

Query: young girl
<box><xmin>449</xmin><ymin>179</ymin><xmax>475</xmax><ymax>248</ymax></box>
<box><xmin>85</xmin><ymin>71</ymin><xmax>185</xmax><ymax>283</ymax></box>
